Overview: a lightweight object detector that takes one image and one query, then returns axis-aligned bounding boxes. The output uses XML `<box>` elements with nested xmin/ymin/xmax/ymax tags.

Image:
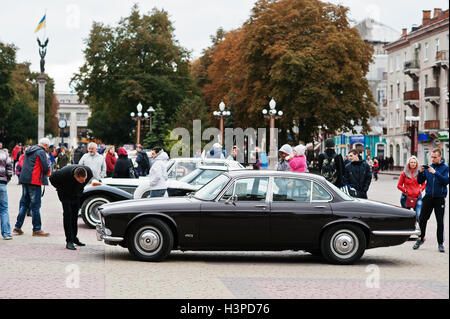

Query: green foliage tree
<box><xmin>0</xmin><ymin>45</ymin><xmax>58</xmax><ymax>148</ymax></box>
<box><xmin>0</xmin><ymin>42</ymin><xmax>17</xmax><ymax>140</ymax></box>
<box><xmin>71</xmin><ymin>4</ymin><xmax>194</xmax><ymax>145</ymax></box>
<box><xmin>143</xmin><ymin>104</ymin><xmax>169</xmax><ymax>149</ymax></box>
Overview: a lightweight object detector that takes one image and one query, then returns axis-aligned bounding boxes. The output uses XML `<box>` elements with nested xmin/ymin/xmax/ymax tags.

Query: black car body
<box><xmin>96</xmin><ymin>170</ymin><xmax>419</xmax><ymax>264</ymax></box>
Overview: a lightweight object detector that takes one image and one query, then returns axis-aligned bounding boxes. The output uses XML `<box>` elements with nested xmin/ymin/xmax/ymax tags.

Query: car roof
<box><xmin>196</xmin><ymin>165</ymin><xmax>243</xmax><ymax>171</ymax></box>
<box><xmin>223</xmin><ymin>170</ymin><xmax>328</xmax><ymax>181</ymax></box>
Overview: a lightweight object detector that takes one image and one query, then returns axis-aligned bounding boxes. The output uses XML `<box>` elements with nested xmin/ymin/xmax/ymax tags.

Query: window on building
<box><xmin>60</xmin><ymin>113</ymin><xmax>70</xmax><ymax>121</ymax></box>
<box><xmin>397</xmin><ymin>83</ymin><xmax>400</xmax><ymax>99</ymax></box>
<box><xmin>76</xmin><ymin>113</ymin><xmax>89</xmax><ymax>121</ymax></box>
<box><xmin>435</xmin><ymin>38</ymin><xmax>440</xmax><ymax>55</ymax></box>
<box><xmin>425</xmin><ymin>74</ymin><xmax>428</xmax><ymax>89</ymax></box>
<box><xmin>389</xmin><ymin>57</ymin><xmax>394</xmax><ymax>73</ymax></box>
<box><xmin>424</xmin><ymin>42</ymin><xmax>429</xmax><ymax>60</ymax></box>
<box><xmin>404</xmin><ymin>82</ymin><xmax>407</xmax><ymax>93</ymax></box>
<box><xmin>390</xmin><ymin>85</ymin><xmax>393</xmax><ymax>100</ymax></box>
<box><xmin>396</xmin><ymin>56</ymin><xmax>400</xmax><ymax>71</ymax></box>
<box><xmin>404</xmin><ymin>51</ymin><xmax>407</xmax><ymax>65</ymax></box>
<box><xmin>390</xmin><ymin>112</ymin><xmax>393</xmax><ymax>128</ymax></box>
<box><xmin>424</xmin><ymin>105</ymin><xmax>428</xmax><ymax>121</ymax></box>
<box><xmin>403</xmin><ymin>110</ymin><xmax>407</xmax><ymax>124</ymax></box>
<box><xmin>396</xmin><ymin>110</ymin><xmax>400</xmax><ymax>127</ymax></box>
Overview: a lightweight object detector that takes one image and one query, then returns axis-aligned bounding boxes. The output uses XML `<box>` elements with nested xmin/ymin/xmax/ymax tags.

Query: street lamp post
<box><xmin>130</xmin><ymin>102</ymin><xmax>149</xmax><ymax>145</ymax></box>
<box><xmin>262</xmin><ymin>98</ymin><xmax>283</xmax><ymax>168</ymax></box>
<box><xmin>213</xmin><ymin>101</ymin><xmax>231</xmax><ymax>144</ymax></box>
<box><xmin>147</xmin><ymin>106</ymin><xmax>155</xmax><ymax>131</ymax></box>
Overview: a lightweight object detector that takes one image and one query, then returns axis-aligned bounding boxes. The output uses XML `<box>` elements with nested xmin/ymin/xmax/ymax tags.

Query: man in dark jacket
<box><xmin>413</xmin><ymin>148</ymin><xmax>449</xmax><ymax>253</ymax></box>
<box><xmin>318</xmin><ymin>138</ymin><xmax>345</xmax><ymax>187</ymax></box>
<box><xmin>49</xmin><ymin>165</ymin><xmax>93</xmax><ymax>250</ymax></box>
<box><xmin>343</xmin><ymin>149</ymin><xmax>372</xmax><ymax>199</ymax></box>
<box><xmin>135</xmin><ymin>144</ymin><xmax>150</xmax><ymax>176</ymax></box>
<box><xmin>13</xmin><ymin>138</ymin><xmax>51</xmax><ymax>237</ymax></box>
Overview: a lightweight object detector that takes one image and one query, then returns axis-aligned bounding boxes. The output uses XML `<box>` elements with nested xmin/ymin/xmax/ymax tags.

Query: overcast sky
<box><xmin>0</xmin><ymin>0</ymin><xmax>448</xmax><ymax>92</ymax></box>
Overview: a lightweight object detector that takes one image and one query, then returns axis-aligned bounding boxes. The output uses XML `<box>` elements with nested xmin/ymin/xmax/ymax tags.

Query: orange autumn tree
<box><xmin>196</xmin><ymin>0</ymin><xmax>377</xmax><ymax>144</ymax></box>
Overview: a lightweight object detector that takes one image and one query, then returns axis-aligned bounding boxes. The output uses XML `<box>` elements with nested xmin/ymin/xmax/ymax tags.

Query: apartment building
<box><xmin>55</xmin><ymin>93</ymin><xmax>91</xmax><ymax>148</ymax></box>
<box><xmin>384</xmin><ymin>8</ymin><xmax>449</xmax><ymax>167</ymax></box>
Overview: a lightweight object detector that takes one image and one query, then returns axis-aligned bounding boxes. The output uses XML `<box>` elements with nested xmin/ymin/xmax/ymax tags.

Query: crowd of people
<box><xmin>0</xmin><ymin>136</ymin><xmax>448</xmax><ymax>253</ymax></box>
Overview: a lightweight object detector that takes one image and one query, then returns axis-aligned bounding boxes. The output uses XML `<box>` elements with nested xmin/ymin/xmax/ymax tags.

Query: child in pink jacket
<box><xmin>290</xmin><ymin>145</ymin><xmax>307</xmax><ymax>173</ymax></box>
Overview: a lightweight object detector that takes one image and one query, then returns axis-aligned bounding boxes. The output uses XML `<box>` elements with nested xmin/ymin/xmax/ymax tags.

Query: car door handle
<box><xmin>254</xmin><ymin>205</ymin><xmax>268</xmax><ymax>209</ymax></box>
<box><xmin>314</xmin><ymin>206</ymin><xmax>327</xmax><ymax>209</ymax></box>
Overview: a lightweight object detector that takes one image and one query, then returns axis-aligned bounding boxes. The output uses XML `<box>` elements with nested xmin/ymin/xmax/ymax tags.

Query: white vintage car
<box><xmin>79</xmin><ymin>158</ymin><xmax>244</xmax><ymax>228</ymax></box>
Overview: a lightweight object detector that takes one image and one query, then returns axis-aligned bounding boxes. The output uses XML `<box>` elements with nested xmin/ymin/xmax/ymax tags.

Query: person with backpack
<box><xmin>343</xmin><ymin>149</ymin><xmax>372</xmax><ymax>199</ymax></box>
<box><xmin>318</xmin><ymin>138</ymin><xmax>345</xmax><ymax>187</ymax></box>
<box><xmin>135</xmin><ymin>144</ymin><xmax>150</xmax><ymax>177</ymax></box>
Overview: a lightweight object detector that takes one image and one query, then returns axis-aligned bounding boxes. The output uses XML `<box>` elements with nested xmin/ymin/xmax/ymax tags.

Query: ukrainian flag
<box><xmin>34</xmin><ymin>14</ymin><xmax>46</xmax><ymax>33</ymax></box>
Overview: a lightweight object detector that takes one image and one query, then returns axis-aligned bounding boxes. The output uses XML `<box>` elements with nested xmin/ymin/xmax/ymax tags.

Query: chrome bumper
<box><xmin>96</xmin><ymin>224</ymin><xmax>124</xmax><ymax>242</ymax></box>
<box><xmin>371</xmin><ymin>230</ymin><xmax>421</xmax><ymax>237</ymax></box>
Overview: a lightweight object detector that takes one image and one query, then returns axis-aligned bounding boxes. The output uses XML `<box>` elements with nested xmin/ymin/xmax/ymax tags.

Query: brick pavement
<box><xmin>0</xmin><ymin>174</ymin><xmax>448</xmax><ymax>299</ymax></box>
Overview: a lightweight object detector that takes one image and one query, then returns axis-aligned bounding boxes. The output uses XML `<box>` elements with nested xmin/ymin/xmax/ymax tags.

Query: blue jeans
<box><xmin>0</xmin><ymin>184</ymin><xmax>12</xmax><ymax>238</ymax></box>
<box><xmin>15</xmin><ymin>184</ymin><xmax>42</xmax><ymax>232</ymax></box>
<box><xmin>148</xmin><ymin>189</ymin><xmax>167</xmax><ymax>198</ymax></box>
<box><xmin>400</xmin><ymin>193</ymin><xmax>422</xmax><ymax>221</ymax></box>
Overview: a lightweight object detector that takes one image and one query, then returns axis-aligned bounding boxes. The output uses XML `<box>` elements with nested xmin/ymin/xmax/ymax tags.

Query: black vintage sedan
<box><xmin>96</xmin><ymin>170</ymin><xmax>419</xmax><ymax>265</ymax></box>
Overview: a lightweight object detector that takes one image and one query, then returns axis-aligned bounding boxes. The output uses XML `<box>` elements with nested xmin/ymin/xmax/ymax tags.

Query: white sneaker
<box><xmin>3</xmin><ymin>236</ymin><xmax>13</xmax><ymax>240</ymax></box>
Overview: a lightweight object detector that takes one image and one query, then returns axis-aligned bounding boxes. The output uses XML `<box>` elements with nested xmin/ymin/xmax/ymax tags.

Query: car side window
<box><xmin>234</xmin><ymin>178</ymin><xmax>268</xmax><ymax>201</ymax></box>
<box><xmin>312</xmin><ymin>182</ymin><xmax>332</xmax><ymax>201</ymax></box>
<box><xmin>273</xmin><ymin>178</ymin><xmax>311</xmax><ymax>202</ymax></box>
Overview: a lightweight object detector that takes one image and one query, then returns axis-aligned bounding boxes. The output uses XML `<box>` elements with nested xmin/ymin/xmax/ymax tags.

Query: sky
<box><xmin>0</xmin><ymin>0</ymin><xmax>448</xmax><ymax>92</ymax></box>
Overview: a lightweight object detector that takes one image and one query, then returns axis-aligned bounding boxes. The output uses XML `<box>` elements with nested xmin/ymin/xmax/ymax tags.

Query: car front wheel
<box><xmin>81</xmin><ymin>196</ymin><xmax>110</xmax><ymax>228</ymax></box>
<box><xmin>127</xmin><ymin>218</ymin><xmax>173</xmax><ymax>262</ymax></box>
<box><xmin>321</xmin><ymin>224</ymin><xmax>366</xmax><ymax>265</ymax></box>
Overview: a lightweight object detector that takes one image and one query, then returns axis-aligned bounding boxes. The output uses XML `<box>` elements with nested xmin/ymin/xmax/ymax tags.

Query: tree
<box><xmin>143</xmin><ymin>103</ymin><xmax>169</xmax><ymax>149</ymax></box>
<box><xmin>195</xmin><ymin>0</ymin><xmax>377</xmax><ymax>144</ymax></box>
<box><xmin>0</xmin><ymin>47</ymin><xmax>58</xmax><ymax>147</ymax></box>
<box><xmin>0</xmin><ymin>42</ymin><xmax>17</xmax><ymax>140</ymax></box>
<box><xmin>71</xmin><ymin>4</ymin><xmax>194</xmax><ymax>145</ymax></box>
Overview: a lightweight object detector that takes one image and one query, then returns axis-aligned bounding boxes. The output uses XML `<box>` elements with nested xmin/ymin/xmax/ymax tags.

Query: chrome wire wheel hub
<box><xmin>330</xmin><ymin>230</ymin><xmax>358</xmax><ymax>258</ymax></box>
<box><xmin>135</xmin><ymin>227</ymin><xmax>162</xmax><ymax>256</ymax></box>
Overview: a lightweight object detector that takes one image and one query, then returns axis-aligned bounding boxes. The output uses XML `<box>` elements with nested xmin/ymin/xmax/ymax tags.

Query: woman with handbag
<box><xmin>397</xmin><ymin>156</ymin><xmax>426</xmax><ymax>223</ymax></box>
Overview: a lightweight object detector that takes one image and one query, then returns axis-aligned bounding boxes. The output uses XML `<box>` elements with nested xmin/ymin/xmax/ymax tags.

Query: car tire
<box><xmin>81</xmin><ymin>196</ymin><xmax>110</xmax><ymax>228</ymax></box>
<box><xmin>127</xmin><ymin>218</ymin><xmax>173</xmax><ymax>262</ymax></box>
<box><xmin>320</xmin><ymin>224</ymin><xmax>366</xmax><ymax>265</ymax></box>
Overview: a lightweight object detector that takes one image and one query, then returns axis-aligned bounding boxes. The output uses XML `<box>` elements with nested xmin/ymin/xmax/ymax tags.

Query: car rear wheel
<box><xmin>321</xmin><ymin>224</ymin><xmax>366</xmax><ymax>265</ymax></box>
<box><xmin>127</xmin><ymin>218</ymin><xmax>173</xmax><ymax>262</ymax></box>
<box><xmin>81</xmin><ymin>196</ymin><xmax>110</xmax><ymax>228</ymax></box>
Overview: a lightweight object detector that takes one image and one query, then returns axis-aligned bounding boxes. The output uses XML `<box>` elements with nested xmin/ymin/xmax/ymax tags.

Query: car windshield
<box><xmin>193</xmin><ymin>174</ymin><xmax>230</xmax><ymax>201</ymax></box>
<box><xmin>325</xmin><ymin>180</ymin><xmax>355</xmax><ymax>201</ymax></box>
<box><xmin>179</xmin><ymin>168</ymin><xmax>225</xmax><ymax>186</ymax></box>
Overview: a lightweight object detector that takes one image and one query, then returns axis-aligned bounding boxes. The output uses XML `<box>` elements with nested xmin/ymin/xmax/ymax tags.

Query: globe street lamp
<box><xmin>130</xmin><ymin>102</ymin><xmax>149</xmax><ymax>145</ymax></box>
<box><xmin>262</xmin><ymin>98</ymin><xmax>283</xmax><ymax>167</ymax></box>
<box><xmin>213</xmin><ymin>101</ymin><xmax>231</xmax><ymax>144</ymax></box>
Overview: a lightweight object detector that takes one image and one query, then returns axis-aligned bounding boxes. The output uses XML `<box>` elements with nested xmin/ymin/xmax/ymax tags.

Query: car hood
<box><xmin>100</xmin><ymin>196</ymin><xmax>200</xmax><ymax>213</ymax></box>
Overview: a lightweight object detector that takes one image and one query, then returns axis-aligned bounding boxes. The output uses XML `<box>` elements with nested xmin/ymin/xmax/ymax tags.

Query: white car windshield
<box><xmin>194</xmin><ymin>174</ymin><xmax>230</xmax><ymax>201</ymax></box>
<box><xmin>179</xmin><ymin>168</ymin><xmax>225</xmax><ymax>186</ymax></box>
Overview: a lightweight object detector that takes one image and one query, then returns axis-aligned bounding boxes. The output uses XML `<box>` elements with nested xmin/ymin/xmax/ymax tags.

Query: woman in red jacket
<box><xmin>105</xmin><ymin>145</ymin><xmax>117</xmax><ymax>177</ymax></box>
<box><xmin>397</xmin><ymin>156</ymin><xmax>426</xmax><ymax>222</ymax></box>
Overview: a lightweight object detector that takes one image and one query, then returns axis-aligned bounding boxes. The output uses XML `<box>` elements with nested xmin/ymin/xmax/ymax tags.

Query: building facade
<box><xmin>55</xmin><ymin>93</ymin><xmax>91</xmax><ymax>148</ymax></box>
<box><xmin>332</xmin><ymin>18</ymin><xmax>400</xmax><ymax>160</ymax></box>
<box><xmin>384</xmin><ymin>9</ymin><xmax>449</xmax><ymax>167</ymax></box>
